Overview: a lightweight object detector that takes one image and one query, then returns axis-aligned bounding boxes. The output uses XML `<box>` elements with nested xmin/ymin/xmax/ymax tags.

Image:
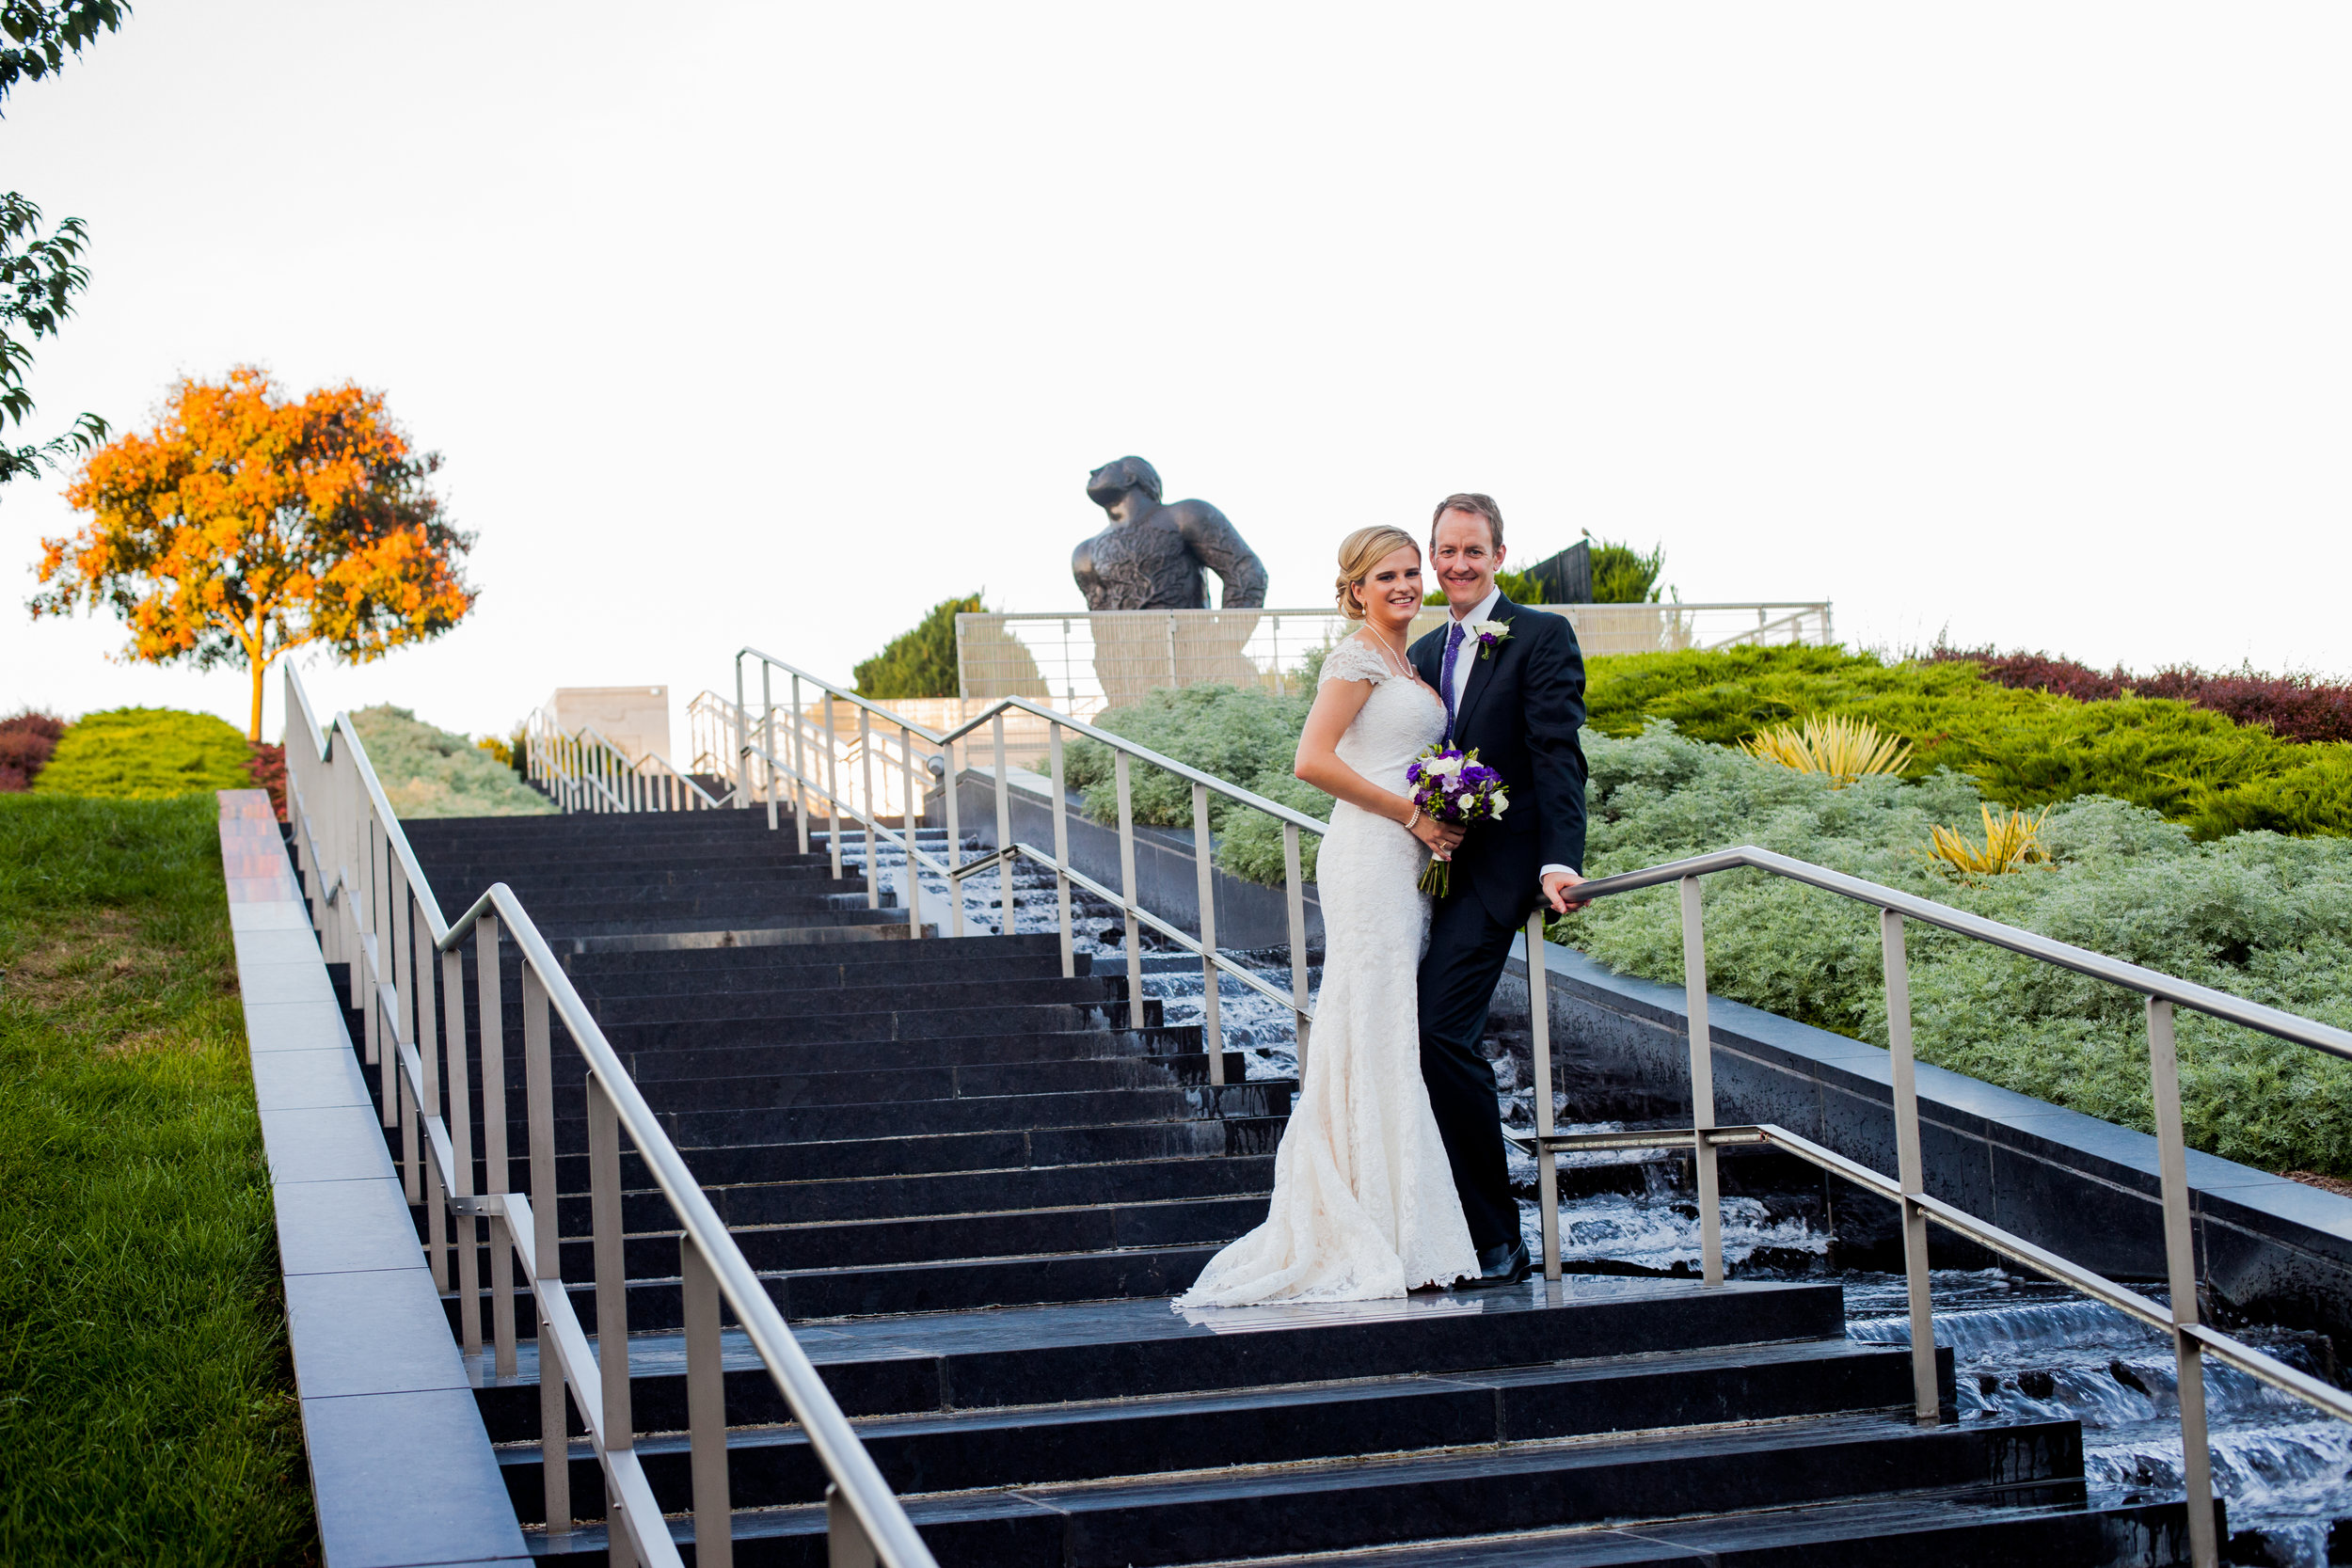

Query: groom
<box><xmin>1410</xmin><ymin>493</ymin><xmax>1589</xmax><ymax>1288</ymax></box>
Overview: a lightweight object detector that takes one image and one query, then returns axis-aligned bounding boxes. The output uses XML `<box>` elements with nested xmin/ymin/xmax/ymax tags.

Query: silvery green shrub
<box><xmin>1067</xmin><ymin>679</ymin><xmax>2352</xmax><ymax>1174</ymax></box>
<box><xmin>1559</xmin><ymin>722</ymin><xmax>2352</xmax><ymax>1176</ymax></box>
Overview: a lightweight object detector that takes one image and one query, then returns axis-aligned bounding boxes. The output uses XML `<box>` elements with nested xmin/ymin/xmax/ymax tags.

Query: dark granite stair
<box><xmin>342</xmin><ymin>808</ymin><xmax>2218</xmax><ymax>1566</ymax></box>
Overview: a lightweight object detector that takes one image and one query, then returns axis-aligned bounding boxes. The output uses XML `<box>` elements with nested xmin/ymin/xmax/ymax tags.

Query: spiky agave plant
<box><xmin>1928</xmin><ymin>804</ymin><xmax>2053</xmax><ymax>877</ymax></box>
<box><xmin>1740</xmin><ymin>713</ymin><xmax>1915</xmax><ymax>787</ymax></box>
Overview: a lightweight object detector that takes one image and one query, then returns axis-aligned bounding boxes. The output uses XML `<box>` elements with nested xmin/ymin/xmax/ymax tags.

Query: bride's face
<box><xmin>1360</xmin><ymin>546</ymin><xmax>1424</xmax><ymax>633</ymax></box>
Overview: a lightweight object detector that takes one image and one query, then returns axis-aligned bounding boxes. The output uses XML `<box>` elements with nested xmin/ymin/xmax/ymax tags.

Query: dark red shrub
<box><xmin>0</xmin><ymin>710</ymin><xmax>69</xmax><ymax>790</ymax></box>
<box><xmin>1926</xmin><ymin>644</ymin><xmax>2352</xmax><ymax>743</ymax></box>
<box><xmin>248</xmin><ymin>740</ymin><xmax>288</xmax><ymax>821</ymax></box>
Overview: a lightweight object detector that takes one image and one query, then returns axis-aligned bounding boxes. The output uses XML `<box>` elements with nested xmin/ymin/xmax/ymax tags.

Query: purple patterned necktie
<box><xmin>1439</xmin><ymin>620</ymin><xmax>1466</xmax><ymax>740</ymax></box>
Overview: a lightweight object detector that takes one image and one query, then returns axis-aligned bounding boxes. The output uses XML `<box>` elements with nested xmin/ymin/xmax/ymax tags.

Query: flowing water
<box><xmin>839</xmin><ymin>831</ymin><xmax>2352</xmax><ymax>1560</ymax></box>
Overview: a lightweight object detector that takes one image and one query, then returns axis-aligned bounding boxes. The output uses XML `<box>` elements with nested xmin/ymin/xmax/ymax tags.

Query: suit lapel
<box><xmin>1449</xmin><ymin>595</ymin><xmax>1518</xmax><ymax>741</ymax></box>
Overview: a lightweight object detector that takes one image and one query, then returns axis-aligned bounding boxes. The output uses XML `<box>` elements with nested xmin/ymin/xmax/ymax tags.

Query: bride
<box><xmin>1178</xmin><ymin>526</ymin><xmax>1482</xmax><ymax>1304</ymax></box>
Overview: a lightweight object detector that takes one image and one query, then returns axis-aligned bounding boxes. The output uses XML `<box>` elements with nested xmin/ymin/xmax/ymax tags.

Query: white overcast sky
<box><xmin>4</xmin><ymin>3</ymin><xmax>2347</xmax><ymax>742</ymax></box>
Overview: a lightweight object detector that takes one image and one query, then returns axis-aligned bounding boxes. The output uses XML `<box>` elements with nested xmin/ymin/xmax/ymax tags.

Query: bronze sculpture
<box><xmin>1073</xmin><ymin>457</ymin><xmax>1267</xmax><ymax>611</ymax></box>
<box><xmin>1072</xmin><ymin>457</ymin><xmax>1269</xmax><ymax>705</ymax></box>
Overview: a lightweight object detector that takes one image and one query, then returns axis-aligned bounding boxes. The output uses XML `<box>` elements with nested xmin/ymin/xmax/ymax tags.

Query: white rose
<box><xmin>1490</xmin><ymin>793</ymin><xmax>1509</xmax><ymax>816</ymax></box>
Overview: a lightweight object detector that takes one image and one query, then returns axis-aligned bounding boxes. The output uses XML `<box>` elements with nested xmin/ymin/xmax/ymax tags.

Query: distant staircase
<box><xmin>348</xmin><ymin>807</ymin><xmax>2212</xmax><ymax>1566</ymax></box>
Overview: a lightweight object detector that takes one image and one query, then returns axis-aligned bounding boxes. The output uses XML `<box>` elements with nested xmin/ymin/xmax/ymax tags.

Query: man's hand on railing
<box><xmin>1541</xmin><ymin>869</ymin><xmax>1588</xmax><ymax>914</ymax></box>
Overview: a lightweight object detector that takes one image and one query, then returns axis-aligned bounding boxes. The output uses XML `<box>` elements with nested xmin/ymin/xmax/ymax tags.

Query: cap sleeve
<box><xmin>1319</xmin><ymin>638</ymin><xmax>1397</xmax><ymax>687</ymax></box>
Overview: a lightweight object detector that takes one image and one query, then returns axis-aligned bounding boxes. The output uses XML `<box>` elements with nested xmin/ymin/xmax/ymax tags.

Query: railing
<box><xmin>732</xmin><ymin>647</ymin><xmax>1327</xmax><ymax>1085</ymax></box>
<box><xmin>280</xmin><ymin>666</ymin><xmax>935</xmax><ymax>1568</ymax></box>
<box><xmin>528</xmin><ymin>707</ymin><xmax>724</xmax><ymax>813</ymax></box>
<box><xmin>1515</xmin><ymin>846</ymin><xmax>2352</xmax><ymax>1568</ymax></box>
<box><xmin>955</xmin><ymin>602</ymin><xmax>1835</xmax><ymax>721</ymax></box>
<box><xmin>691</xmin><ymin>689</ymin><xmax>953</xmax><ymax>823</ymax></box>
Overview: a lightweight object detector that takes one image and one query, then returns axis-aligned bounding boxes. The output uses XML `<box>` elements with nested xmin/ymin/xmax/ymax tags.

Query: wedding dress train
<box><xmin>1177</xmin><ymin>636</ymin><xmax>1480</xmax><ymax>1304</ymax></box>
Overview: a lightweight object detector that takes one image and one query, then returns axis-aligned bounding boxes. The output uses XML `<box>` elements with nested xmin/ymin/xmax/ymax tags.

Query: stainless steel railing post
<box><xmin>442</xmin><ymin>944</ymin><xmax>480</xmax><ymax>1361</ymax></box>
<box><xmin>942</xmin><ymin>735</ymin><xmax>964</xmax><ymax>938</ymax></box>
<box><xmin>1679</xmin><ymin>877</ymin><xmax>1724</xmax><ymax>1288</ymax></box>
<box><xmin>521</xmin><ymin>966</ymin><xmax>568</xmax><ymax>1536</ymax></box>
<box><xmin>1115</xmin><ymin>752</ymin><xmax>1144</xmax><ymax>1029</ymax></box>
<box><xmin>900</xmin><ymin>723</ymin><xmax>922</xmax><ymax>940</ymax></box>
<box><xmin>763</xmin><ymin>662</ymin><xmax>779</xmax><ymax>833</ymax></box>
<box><xmin>1191</xmin><ymin>782</ymin><xmax>1224</xmax><ymax>1081</ymax></box>
<box><xmin>992</xmin><ymin>714</ymin><xmax>1013</xmax><ymax>936</ymax></box>
<box><xmin>824</xmin><ymin>692</ymin><xmax>843</xmax><ymax>882</ymax></box>
<box><xmin>392</xmin><ymin>863</ymin><xmax>421</xmax><ymax>1200</ymax></box>
<box><xmin>2149</xmin><ymin>997</ymin><xmax>2219</xmax><ymax>1568</ymax></box>
<box><xmin>791</xmin><ymin>673</ymin><xmax>812</xmax><ymax>855</ymax></box>
<box><xmin>587</xmin><ymin>1073</ymin><xmax>636</xmax><ymax>1568</ymax></box>
<box><xmin>1049</xmin><ymin>725</ymin><xmax>1073</xmax><ymax>978</ymax></box>
<box><xmin>1527</xmin><ymin>911</ymin><xmax>1562</xmax><ymax>1282</ymax></box>
<box><xmin>478</xmin><ymin>916</ymin><xmax>517</xmax><ymax>1379</ymax></box>
<box><xmin>1881</xmin><ymin>909</ymin><xmax>1939</xmax><ymax>1423</ymax></box>
<box><xmin>1283</xmin><ymin>823</ymin><xmax>1309</xmax><ymax>1073</ymax></box>
<box><xmin>680</xmin><ymin>1234</ymin><xmax>734</xmax><ymax>1568</ymax></box>
<box><xmin>859</xmin><ymin>706</ymin><xmax>880</xmax><ymax>911</ymax></box>
<box><xmin>415</xmin><ymin>898</ymin><xmax>448</xmax><ymax>1290</ymax></box>
<box><xmin>733</xmin><ymin>655</ymin><xmax>749</xmax><ymax>810</ymax></box>
<box><xmin>829</xmin><ymin>1484</ymin><xmax>878</xmax><ymax>1568</ymax></box>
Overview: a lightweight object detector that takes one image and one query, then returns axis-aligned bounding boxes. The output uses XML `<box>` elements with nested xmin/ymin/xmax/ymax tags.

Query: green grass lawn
<box><xmin>0</xmin><ymin>795</ymin><xmax>315</xmax><ymax>1565</ymax></box>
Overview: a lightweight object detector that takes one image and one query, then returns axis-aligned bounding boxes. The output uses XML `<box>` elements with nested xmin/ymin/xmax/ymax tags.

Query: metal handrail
<box><xmin>280</xmin><ymin>666</ymin><xmax>937</xmax><ymax>1568</ymax></box>
<box><xmin>1515</xmin><ymin>844</ymin><xmax>2352</xmax><ymax>1568</ymax></box>
<box><xmin>1568</xmin><ymin>847</ymin><xmax>2352</xmax><ymax>1059</ymax></box>
<box><xmin>527</xmin><ymin>709</ymin><xmax>723</xmax><ymax>815</ymax></box>
<box><xmin>730</xmin><ymin>646</ymin><xmax>1327</xmax><ymax>1080</ymax></box>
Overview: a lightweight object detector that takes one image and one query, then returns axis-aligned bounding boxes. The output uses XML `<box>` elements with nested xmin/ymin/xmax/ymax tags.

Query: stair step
<box><xmin>377</xmin><ymin>814</ymin><xmax>2171</xmax><ymax>1568</ymax></box>
<box><xmin>561</xmin><ymin>932</ymin><xmax>1068</xmax><ymax>977</ymax></box>
<box><xmin>497</xmin><ymin>1338</ymin><xmax>1947</xmax><ymax>1520</ymax></box>
<box><xmin>524</xmin><ymin>1416</ymin><xmax>2096</xmax><ymax>1567</ymax></box>
<box><xmin>470</xmin><ymin>1281</ymin><xmax>1849</xmax><ymax>1436</ymax></box>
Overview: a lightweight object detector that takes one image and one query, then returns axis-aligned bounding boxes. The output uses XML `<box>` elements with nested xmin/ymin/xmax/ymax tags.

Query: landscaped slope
<box><xmin>1557</xmin><ymin>724</ymin><xmax>2352</xmax><ymax>1178</ymax></box>
<box><xmin>1060</xmin><ymin>647</ymin><xmax>2352</xmax><ymax>1176</ymax></box>
<box><xmin>347</xmin><ymin>704</ymin><xmax>555</xmax><ymax>818</ymax></box>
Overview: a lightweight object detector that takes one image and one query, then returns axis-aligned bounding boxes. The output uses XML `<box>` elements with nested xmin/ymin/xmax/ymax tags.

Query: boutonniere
<box><xmin>1462</xmin><ymin>618</ymin><xmax>1511</xmax><ymax>660</ymax></box>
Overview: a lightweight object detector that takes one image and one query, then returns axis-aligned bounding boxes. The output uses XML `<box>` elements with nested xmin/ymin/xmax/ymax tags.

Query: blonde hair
<box><xmin>1334</xmin><ymin>526</ymin><xmax>1421</xmax><ymax>620</ymax></box>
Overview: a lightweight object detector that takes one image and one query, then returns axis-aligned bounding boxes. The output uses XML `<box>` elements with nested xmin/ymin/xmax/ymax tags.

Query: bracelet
<box><xmin>1402</xmin><ymin>806</ymin><xmax>1421</xmax><ymax>832</ymax></box>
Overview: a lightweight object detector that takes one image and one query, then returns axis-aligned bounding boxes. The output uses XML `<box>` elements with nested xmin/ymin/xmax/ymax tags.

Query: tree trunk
<box><xmin>249</xmin><ymin>655</ymin><xmax>268</xmax><ymax>741</ymax></box>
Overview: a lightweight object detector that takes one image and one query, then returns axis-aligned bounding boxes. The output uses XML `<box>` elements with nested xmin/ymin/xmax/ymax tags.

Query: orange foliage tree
<box><xmin>30</xmin><ymin>367</ymin><xmax>476</xmax><ymax>738</ymax></box>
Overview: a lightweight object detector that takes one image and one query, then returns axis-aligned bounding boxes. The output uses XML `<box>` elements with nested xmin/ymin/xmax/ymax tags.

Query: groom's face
<box><xmin>1431</xmin><ymin>510</ymin><xmax>1505</xmax><ymax>614</ymax></box>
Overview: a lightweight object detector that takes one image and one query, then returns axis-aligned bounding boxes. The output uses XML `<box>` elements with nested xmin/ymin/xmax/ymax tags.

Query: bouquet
<box><xmin>1404</xmin><ymin>743</ymin><xmax>1508</xmax><ymax>897</ymax></box>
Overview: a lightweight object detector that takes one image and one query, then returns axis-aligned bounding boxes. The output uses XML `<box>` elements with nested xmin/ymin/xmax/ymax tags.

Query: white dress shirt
<box><xmin>1443</xmin><ymin>585</ymin><xmax>1576</xmax><ymax>891</ymax></box>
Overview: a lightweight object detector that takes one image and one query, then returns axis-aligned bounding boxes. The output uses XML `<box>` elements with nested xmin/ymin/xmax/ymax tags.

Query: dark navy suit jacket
<box><xmin>1408</xmin><ymin>596</ymin><xmax>1590</xmax><ymax>927</ymax></box>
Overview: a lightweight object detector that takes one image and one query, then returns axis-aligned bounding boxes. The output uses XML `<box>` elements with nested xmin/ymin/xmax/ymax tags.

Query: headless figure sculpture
<box><xmin>1072</xmin><ymin>457</ymin><xmax>1269</xmax><ymax>705</ymax></box>
<box><xmin>1073</xmin><ymin>456</ymin><xmax>1267</xmax><ymax>611</ymax></box>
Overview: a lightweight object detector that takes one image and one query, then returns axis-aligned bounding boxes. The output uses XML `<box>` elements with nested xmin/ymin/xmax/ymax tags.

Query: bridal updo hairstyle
<box><xmin>1334</xmin><ymin>526</ymin><xmax>1421</xmax><ymax>621</ymax></box>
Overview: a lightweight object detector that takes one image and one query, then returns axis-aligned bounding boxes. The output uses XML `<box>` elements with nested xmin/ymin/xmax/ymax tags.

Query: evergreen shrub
<box><xmin>31</xmin><ymin>708</ymin><xmax>253</xmax><ymax>799</ymax></box>
<box><xmin>1930</xmin><ymin>644</ymin><xmax>2352</xmax><ymax>745</ymax></box>
<box><xmin>348</xmin><ymin>705</ymin><xmax>556</xmax><ymax>818</ymax></box>
<box><xmin>1584</xmin><ymin>646</ymin><xmax>2352</xmax><ymax>839</ymax></box>
<box><xmin>0</xmin><ymin>711</ymin><xmax>67</xmax><ymax>791</ymax></box>
<box><xmin>1551</xmin><ymin>724</ymin><xmax>2352</xmax><ymax>1177</ymax></box>
<box><xmin>1061</xmin><ymin>650</ymin><xmax>2352</xmax><ymax>1173</ymax></box>
<box><xmin>854</xmin><ymin>594</ymin><xmax>1048</xmax><ymax>702</ymax></box>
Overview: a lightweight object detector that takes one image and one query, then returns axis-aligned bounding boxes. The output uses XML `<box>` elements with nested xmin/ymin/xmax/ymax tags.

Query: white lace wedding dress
<box><xmin>1177</xmin><ymin>635</ymin><xmax>1480</xmax><ymax>1304</ymax></box>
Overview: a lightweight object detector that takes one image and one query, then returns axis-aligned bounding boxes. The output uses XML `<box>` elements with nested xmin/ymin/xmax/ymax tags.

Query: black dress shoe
<box><xmin>1458</xmin><ymin>1240</ymin><xmax>1531</xmax><ymax>1290</ymax></box>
